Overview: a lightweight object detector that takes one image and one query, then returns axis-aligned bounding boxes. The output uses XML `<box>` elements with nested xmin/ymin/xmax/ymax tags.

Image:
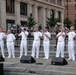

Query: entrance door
<box><xmin>6</xmin><ymin>20</ymin><xmax>15</xmax><ymax>30</ymax></box>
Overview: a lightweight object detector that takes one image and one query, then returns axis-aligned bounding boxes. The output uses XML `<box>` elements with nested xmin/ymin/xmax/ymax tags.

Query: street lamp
<box><xmin>65</xmin><ymin>0</ymin><xmax>68</xmax><ymax>51</ymax></box>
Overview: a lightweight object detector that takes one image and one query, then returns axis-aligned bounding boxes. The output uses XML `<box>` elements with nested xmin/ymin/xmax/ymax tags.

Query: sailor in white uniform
<box><xmin>18</xmin><ymin>28</ymin><xmax>28</xmax><ymax>58</ymax></box>
<box><xmin>6</xmin><ymin>30</ymin><xmax>16</xmax><ymax>58</ymax></box>
<box><xmin>67</xmin><ymin>26</ymin><xmax>76</xmax><ymax>61</ymax></box>
<box><xmin>31</xmin><ymin>27</ymin><xmax>42</xmax><ymax>58</ymax></box>
<box><xmin>56</xmin><ymin>28</ymin><xmax>66</xmax><ymax>58</ymax></box>
<box><xmin>43</xmin><ymin>27</ymin><xmax>50</xmax><ymax>59</ymax></box>
<box><xmin>0</xmin><ymin>28</ymin><xmax>5</xmax><ymax>58</ymax></box>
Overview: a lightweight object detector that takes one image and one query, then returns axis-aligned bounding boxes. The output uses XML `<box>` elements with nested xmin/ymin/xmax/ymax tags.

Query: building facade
<box><xmin>64</xmin><ymin>0</ymin><xmax>76</xmax><ymax>27</ymax></box>
<box><xmin>0</xmin><ymin>0</ymin><xmax>64</xmax><ymax>31</ymax></box>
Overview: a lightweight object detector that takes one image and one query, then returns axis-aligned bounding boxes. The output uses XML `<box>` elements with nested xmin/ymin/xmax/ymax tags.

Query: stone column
<box><xmin>0</xmin><ymin>0</ymin><xmax>6</xmax><ymax>31</ymax></box>
<box><xmin>28</xmin><ymin>3</ymin><xmax>32</xmax><ymax>16</ymax></box>
<box><xmin>62</xmin><ymin>0</ymin><xmax>64</xmax><ymax>7</ymax></box>
<box><xmin>15</xmin><ymin>1</ymin><xmax>20</xmax><ymax>25</ymax></box>
<box><xmin>0</xmin><ymin>0</ymin><xmax>1</xmax><ymax>27</ymax></box>
<box><xmin>47</xmin><ymin>8</ymin><xmax>50</xmax><ymax>18</ymax></box>
<box><xmin>61</xmin><ymin>11</ymin><xmax>64</xmax><ymax>27</ymax></box>
<box><xmin>32</xmin><ymin>5</ymin><xmax>38</xmax><ymax>25</ymax></box>
<box><xmin>56</xmin><ymin>0</ymin><xmax>57</xmax><ymax>5</ymax></box>
<box><xmin>42</xmin><ymin>7</ymin><xmax>46</xmax><ymax>29</ymax></box>
<box><xmin>55</xmin><ymin>9</ymin><xmax>58</xmax><ymax>18</ymax></box>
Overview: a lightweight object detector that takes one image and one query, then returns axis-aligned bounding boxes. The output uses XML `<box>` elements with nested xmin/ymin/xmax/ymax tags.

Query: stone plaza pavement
<box><xmin>1</xmin><ymin>40</ymin><xmax>76</xmax><ymax>75</ymax></box>
<box><xmin>3</xmin><ymin>58</ymin><xmax>76</xmax><ymax>75</ymax></box>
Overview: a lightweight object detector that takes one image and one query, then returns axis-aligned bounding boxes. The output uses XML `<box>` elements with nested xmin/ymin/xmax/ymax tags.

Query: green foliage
<box><xmin>27</xmin><ymin>13</ymin><xmax>36</xmax><ymax>29</ymax></box>
<box><xmin>39</xmin><ymin>24</ymin><xmax>42</xmax><ymax>30</ymax></box>
<box><xmin>46</xmin><ymin>12</ymin><xmax>58</xmax><ymax>29</ymax></box>
<box><xmin>64</xmin><ymin>18</ymin><xmax>72</xmax><ymax>28</ymax></box>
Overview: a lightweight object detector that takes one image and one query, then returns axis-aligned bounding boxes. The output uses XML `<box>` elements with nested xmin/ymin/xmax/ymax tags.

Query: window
<box><xmin>20</xmin><ymin>2</ymin><xmax>27</xmax><ymax>16</ymax></box>
<box><xmin>51</xmin><ymin>10</ymin><xmax>54</xmax><ymax>14</ymax></box>
<box><xmin>66</xmin><ymin>0</ymin><xmax>71</xmax><ymax>2</ymax></box>
<box><xmin>21</xmin><ymin>21</ymin><xmax>27</xmax><ymax>26</ymax></box>
<box><xmin>50</xmin><ymin>0</ymin><xmax>55</xmax><ymax>4</ymax></box>
<box><xmin>75</xmin><ymin>4</ymin><xmax>76</xmax><ymax>10</ymax></box>
<box><xmin>51</xmin><ymin>10</ymin><xmax>55</xmax><ymax>18</ymax></box>
<box><xmin>57</xmin><ymin>0</ymin><xmax>62</xmax><ymax>6</ymax></box>
<box><xmin>69</xmin><ymin>0</ymin><xmax>71</xmax><ymax>2</ymax></box>
<box><xmin>66</xmin><ymin>0</ymin><xmax>69</xmax><ymax>2</ymax></box>
<box><xmin>66</xmin><ymin>6</ymin><xmax>68</xmax><ymax>9</ymax></box>
<box><xmin>45</xmin><ymin>0</ymin><xmax>48</xmax><ymax>2</ymax></box>
<box><xmin>58</xmin><ymin>11</ymin><xmax>61</xmax><ymax>22</ymax></box>
<box><xmin>6</xmin><ymin>0</ymin><xmax>15</xmax><ymax>14</ymax></box>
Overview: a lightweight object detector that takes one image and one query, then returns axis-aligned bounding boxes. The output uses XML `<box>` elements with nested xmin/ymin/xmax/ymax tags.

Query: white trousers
<box><xmin>20</xmin><ymin>41</ymin><xmax>27</xmax><ymax>57</ymax></box>
<box><xmin>0</xmin><ymin>41</ymin><xmax>5</xmax><ymax>57</ymax></box>
<box><xmin>31</xmin><ymin>41</ymin><xmax>40</xmax><ymax>58</ymax></box>
<box><xmin>7</xmin><ymin>42</ymin><xmax>15</xmax><ymax>57</ymax></box>
<box><xmin>68</xmin><ymin>41</ymin><xmax>75</xmax><ymax>60</ymax></box>
<box><xmin>43</xmin><ymin>41</ymin><xmax>50</xmax><ymax>59</ymax></box>
<box><xmin>56</xmin><ymin>41</ymin><xmax>64</xmax><ymax>58</ymax></box>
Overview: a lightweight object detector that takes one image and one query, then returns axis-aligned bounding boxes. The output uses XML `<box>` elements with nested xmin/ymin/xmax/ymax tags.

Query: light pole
<box><xmin>65</xmin><ymin>0</ymin><xmax>68</xmax><ymax>51</ymax></box>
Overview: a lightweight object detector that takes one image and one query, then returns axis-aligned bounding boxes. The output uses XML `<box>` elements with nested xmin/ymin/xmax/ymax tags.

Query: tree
<box><xmin>27</xmin><ymin>13</ymin><xmax>36</xmax><ymax>29</ymax></box>
<box><xmin>46</xmin><ymin>12</ymin><xmax>58</xmax><ymax>29</ymax></box>
<box><xmin>27</xmin><ymin>13</ymin><xmax>37</xmax><ymax>50</ymax></box>
<box><xmin>39</xmin><ymin>24</ymin><xmax>42</xmax><ymax>31</ymax></box>
<box><xmin>64</xmin><ymin>18</ymin><xmax>72</xmax><ymax>28</ymax></box>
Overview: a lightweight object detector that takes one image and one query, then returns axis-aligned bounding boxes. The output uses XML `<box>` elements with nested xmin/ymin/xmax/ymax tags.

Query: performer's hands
<box><xmin>58</xmin><ymin>33</ymin><xmax>62</xmax><ymax>37</ymax></box>
<box><xmin>31</xmin><ymin>32</ymin><xmax>34</xmax><ymax>36</ymax></box>
<box><xmin>56</xmin><ymin>33</ymin><xmax>65</xmax><ymax>39</ymax></box>
<box><xmin>45</xmin><ymin>34</ymin><xmax>48</xmax><ymax>37</ymax></box>
<box><xmin>24</xmin><ymin>32</ymin><xmax>27</xmax><ymax>36</ymax></box>
<box><xmin>59</xmin><ymin>33</ymin><xmax>65</xmax><ymax>37</ymax></box>
<box><xmin>38</xmin><ymin>32</ymin><xmax>42</xmax><ymax>39</ymax></box>
<box><xmin>39</xmin><ymin>36</ymin><xmax>42</xmax><ymax>39</ymax></box>
<box><xmin>44</xmin><ymin>33</ymin><xmax>50</xmax><ymax>39</ymax></box>
<box><xmin>14</xmin><ymin>40</ymin><xmax>16</xmax><ymax>46</ymax></box>
<box><xmin>43</xmin><ymin>33</ymin><xmax>47</xmax><ymax>36</ymax></box>
<box><xmin>73</xmin><ymin>34</ymin><xmax>76</xmax><ymax>40</ymax></box>
<box><xmin>61</xmin><ymin>33</ymin><xmax>64</xmax><ymax>36</ymax></box>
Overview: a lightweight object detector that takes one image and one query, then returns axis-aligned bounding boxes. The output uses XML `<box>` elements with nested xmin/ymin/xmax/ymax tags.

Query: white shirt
<box><xmin>43</xmin><ymin>31</ymin><xmax>50</xmax><ymax>41</ymax></box>
<box><xmin>6</xmin><ymin>33</ymin><xmax>16</xmax><ymax>42</ymax></box>
<box><xmin>0</xmin><ymin>32</ymin><xmax>5</xmax><ymax>40</ymax></box>
<box><xmin>67</xmin><ymin>31</ymin><xmax>76</xmax><ymax>41</ymax></box>
<box><xmin>20</xmin><ymin>31</ymin><xmax>28</xmax><ymax>41</ymax></box>
<box><xmin>57</xmin><ymin>32</ymin><xmax>65</xmax><ymax>42</ymax></box>
<box><xmin>33</xmin><ymin>31</ymin><xmax>42</xmax><ymax>41</ymax></box>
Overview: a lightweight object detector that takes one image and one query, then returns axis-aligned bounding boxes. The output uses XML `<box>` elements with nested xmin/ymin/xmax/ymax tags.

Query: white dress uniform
<box><xmin>6</xmin><ymin>33</ymin><xmax>16</xmax><ymax>58</ymax></box>
<box><xmin>67</xmin><ymin>31</ymin><xmax>76</xmax><ymax>60</ymax></box>
<box><xmin>56</xmin><ymin>32</ymin><xmax>65</xmax><ymax>58</ymax></box>
<box><xmin>43</xmin><ymin>31</ymin><xmax>50</xmax><ymax>59</ymax></box>
<box><xmin>19</xmin><ymin>31</ymin><xmax>28</xmax><ymax>58</ymax></box>
<box><xmin>31</xmin><ymin>31</ymin><xmax>42</xmax><ymax>58</ymax></box>
<box><xmin>0</xmin><ymin>32</ymin><xmax>5</xmax><ymax>58</ymax></box>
